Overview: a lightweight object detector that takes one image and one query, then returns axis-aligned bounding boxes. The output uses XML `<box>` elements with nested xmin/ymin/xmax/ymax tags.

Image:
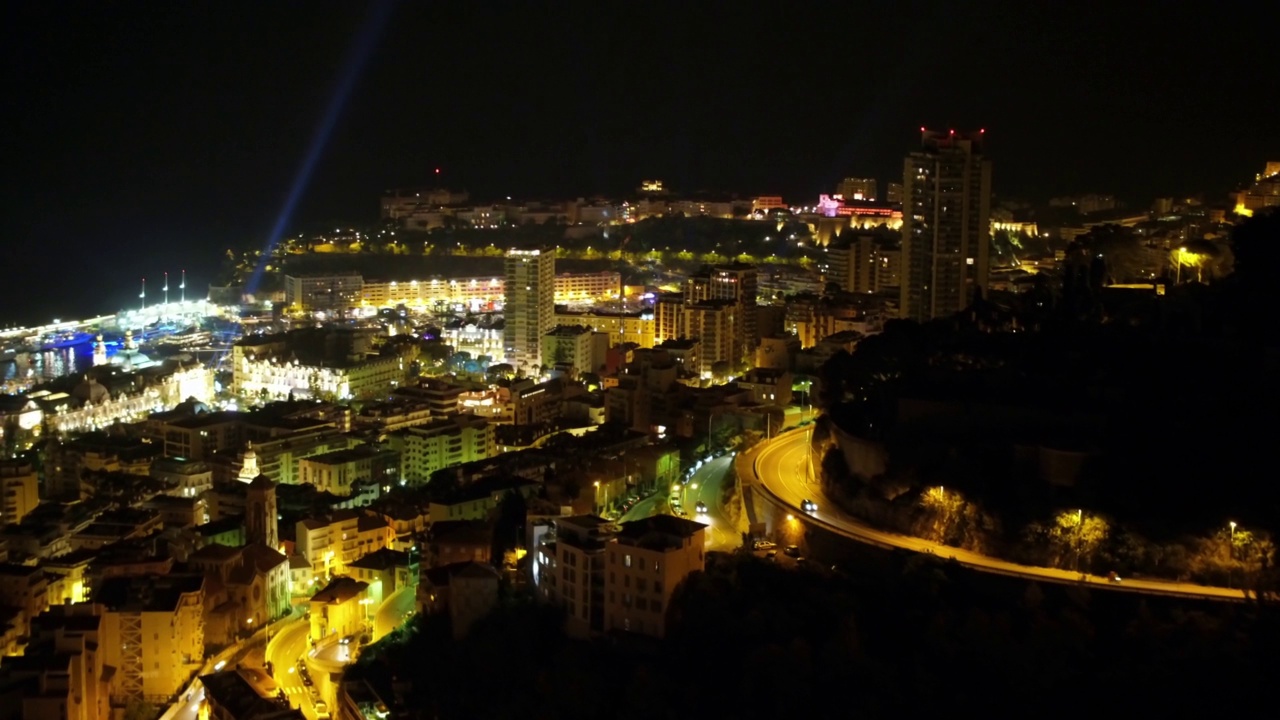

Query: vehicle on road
<box><xmin>784</xmin><ymin>545</ymin><xmax>801</xmax><ymax>558</ymax></box>
<box><xmin>753</xmin><ymin>540</ymin><xmax>776</xmax><ymax>550</ymax></box>
<box><xmin>1108</xmin><ymin>571</ymin><xmax>1123</xmax><ymax>583</ymax></box>
<box><xmin>695</xmin><ymin>501</ymin><xmax>707</xmax><ymax>515</ymax></box>
<box><xmin>315</xmin><ymin>700</ymin><xmax>331</xmax><ymax>719</ymax></box>
<box><xmin>800</xmin><ymin>498</ymin><xmax>818</xmax><ymax>514</ymax></box>
<box><xmin>339</xmin><ymin>634</ymin><xmax>354</xmax><ymax>645</ymax></box>
<box><xmin>766</xmin><ymin>550</ymin><xmax>777</xmax><ymax>560</ymax></box>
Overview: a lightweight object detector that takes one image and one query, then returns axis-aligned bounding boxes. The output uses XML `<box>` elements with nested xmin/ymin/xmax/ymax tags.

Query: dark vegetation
<box><xmin>353</xmin><ymin>552</ymin><xmax>1280</xmax><ymax>718</ymax></box>
<box><xmin>815</xmin><ymin>212</ymin><xmax>1280</xmax><ymax>584</ymax></box>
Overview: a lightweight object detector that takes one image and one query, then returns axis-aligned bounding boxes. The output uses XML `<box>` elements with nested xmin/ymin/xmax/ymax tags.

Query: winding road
<box><xmin>266</xmin><ymin>619</ymin><xmax>319</xmax><ymax>718</ymax></box>
<box><xmin>621</xmin><ymin>455</ymin><xmax>743</xmax><ymax>551</ymax></box>
<box><xmin>750</xmin><ymin>428</ymin><xmax>1246</xmax><ymax>602</ymax></box>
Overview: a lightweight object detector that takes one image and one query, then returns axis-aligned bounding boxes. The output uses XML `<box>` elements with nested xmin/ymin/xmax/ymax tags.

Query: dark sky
<box><xmin>2</xmin><ymin>1</ymin><xmax>1277</xmax><ymax>324</ymax></box>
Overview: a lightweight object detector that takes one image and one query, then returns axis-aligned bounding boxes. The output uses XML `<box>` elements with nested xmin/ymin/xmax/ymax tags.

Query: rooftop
<box><xmin>310</xmin><ymin>576</ymin><xmax>368</xmax><ymax>605</ymax></box>
<box><xmin>347</xmin><ymin>547</ymin><xmax>413</xmax><ymax>572</ymax></box>
<box><xmin>421</xmin><ymin>560</ymin><xmax>500</xmax><ymax>587</ymax></box>
<box><xmin>615</xmin><ymin>514</ymin><xmax>706</xmax><ymax>551</ymax></box>
<box><xmin>303</xmin><ymin>445</ymin><xmax>397</xmax><ymax>466</ymax></box>
<box><xmin>427</xmin><ymin>520</ymin><xmax>492</xmax><ymax>546</ymax></box>
<box><xmin>95</xmin><ymin>574</ymin><xmax>204</xmax><ymax>613</ymax></box>
<box><xmin>200</xmin><ymin>669</ymin><xmax>303</xmax><ymax>720</ymax></box>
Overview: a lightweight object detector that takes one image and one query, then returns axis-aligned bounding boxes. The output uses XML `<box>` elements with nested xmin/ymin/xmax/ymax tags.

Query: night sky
<box><xmin>2</xmin><ymin>1</ymin><xmax>1277</xmax><ymax>324</ymax></box>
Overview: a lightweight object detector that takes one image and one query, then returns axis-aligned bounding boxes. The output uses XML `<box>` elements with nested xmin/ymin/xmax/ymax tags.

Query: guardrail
<box><xmin>744</xmin><ymin>429</ymin><xmax>1245</xmax><ymax>604</ymax></box>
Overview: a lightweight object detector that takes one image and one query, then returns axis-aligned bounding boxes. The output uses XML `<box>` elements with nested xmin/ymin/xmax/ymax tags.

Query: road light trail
<box><xmin>750</xmin><ymin>429</ymin><xmax>1246</xmax><ymax>602</ymax></box>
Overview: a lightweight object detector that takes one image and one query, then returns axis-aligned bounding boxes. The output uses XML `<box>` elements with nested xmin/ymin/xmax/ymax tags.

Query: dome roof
<box><xmin>72</xmin><ymin>378</ymin><xmax>110</xmax><ymax>404</ymax></box>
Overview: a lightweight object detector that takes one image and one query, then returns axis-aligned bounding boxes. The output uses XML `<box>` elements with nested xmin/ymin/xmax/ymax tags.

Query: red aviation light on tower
<box><xmin>980</xmin><ymin>128</ymin><xmax>986</xmax><ymax>134</ymax></box>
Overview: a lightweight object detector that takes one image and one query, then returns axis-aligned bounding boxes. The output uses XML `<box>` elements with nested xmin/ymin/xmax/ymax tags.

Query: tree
<box><xmin>1044</xmin><ymin>510</ymin><xmax>1110</xmax><ymax>573</ymax></box>
<box><xmin>1067</xmin><ymin>224</ymin><xmax>1151</xmax><ymax>284</ymax></box>
<box><xmin>123</xmin><ymin>700</ymin><xmax>158</xmax><ymax>720</ymax></box>
<box><xmin>491</xmin><ymin>490</ymin><xmax>529</xmax><ymax>565</ymax></box>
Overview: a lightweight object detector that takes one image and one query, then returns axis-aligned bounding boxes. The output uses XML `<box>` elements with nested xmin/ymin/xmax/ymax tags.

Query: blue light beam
<box><xmin>247</xmin><ymin>0</ymin><xmax>397</xmax><ymax>294</ymax></box>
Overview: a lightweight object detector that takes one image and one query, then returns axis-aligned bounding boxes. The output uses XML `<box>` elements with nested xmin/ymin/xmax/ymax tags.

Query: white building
<box><xmin>503</xmin><ymin>248</ymin><xmax>555</xmax><ymax>372</ymax></box>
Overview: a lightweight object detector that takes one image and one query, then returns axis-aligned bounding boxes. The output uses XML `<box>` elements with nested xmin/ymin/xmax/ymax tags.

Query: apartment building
<box><xmin>603</xmin><ymin>515</ymin><xmax>706</xmax><ymax>638</ymax></box>
<box><xmin>0</xmin><ymin>459</ymin><xmax>39</xmax><ymax>526</ymax></box>
<box><xmin>285</xmin><ymin>272</ymin><xmax>364</xmax><ymax>313</ymax></box>
<box><xmin>296</xmin><ymin>510</ymin><xmax>396</xmax><ymax>578</ymax></box>
<box><xmin>98</xmin><ymin>574</ymin><xmax>205</xmax><ymax>704</ymax></box>
<box><xmin>309</xmin><ymin>576</ymin><xmax>369</xmax><ymax>644</ymax></box>
<box><xmin>553</xmin><ymin>308</ymin><xmax>655</xmax><ymax>349</ymax></box>
<box><xmin>388</xmin><ymin>415</ymin><xmax>495</xmax><ymax>485</ymax></box>
<box><xmin>211</xmin><ymin>429</ymin><xmax>357</xmax><ymax>486</ymax></box>
<box><xmin>0</xmin><ymin>563</ymin><xmax>50</xmax><ymax>646</ymax></box>
<box><xmin>145</xmin><ymin>410</ymin><xmax>242</xmax><ymax>461</ymax></box>
<box><xmin>298</xmin><ymin>445</ymin><xmax>399</xmax><ymax>496</ymax></box>
<box><xmin>554</xmin><ymin>271</ymin><xmax>621</xmax><ymax>303</ymax></box>
<box><xmin>535</xmin><ymin>515</ymin><xmax>614</xmax><ymax>639</ymax></box>
<box><xmin>542</xmin><ymin>325</ymin><xmax>608</xmax><ymax>376</ymax></box>
<box><xmin>392</xmin><ymin>380</ymin><xmax>465</xmax><ymax>417</ymax></box>
<box><xmin>150</xmin><ymin>456</ymin><xmax>214</xmax><ymax>498</ymax></box>
<box><xmin>3</xmin><ymin>605</ymin><xmax>111</xmax><ymax>720</ymax></box>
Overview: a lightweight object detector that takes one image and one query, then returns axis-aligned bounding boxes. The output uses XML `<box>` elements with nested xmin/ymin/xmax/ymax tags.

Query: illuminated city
<box><xmin>2</xmin><ymin>3</ymin><xmax>1278</xmax><ymax>719</ymax></box>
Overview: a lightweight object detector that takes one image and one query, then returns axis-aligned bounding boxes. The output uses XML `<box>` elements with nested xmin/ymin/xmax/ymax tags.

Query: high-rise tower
<box><xmin>684</xmin><ymin>264</ymin><xmax>758</xmax><ymax>365</ymax></box>
<box><xmin>503</xmin><ymin>247</ymin><xmax>555</xmax><ymax>374</ymax></box>
<box><xmin>900</xmin><ymin>129</ymin><xmax>992</xmax><ymax>322</ymax></box>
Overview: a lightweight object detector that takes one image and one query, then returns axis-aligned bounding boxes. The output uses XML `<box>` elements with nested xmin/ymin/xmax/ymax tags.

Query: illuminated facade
<box><xmin>233</xmin><ymin>347</ymin><xmax>408</xmax><ymax>402</ymax></box>
<box><xmin>684</xmin><ymin>264</ymin><xmax>758</xmax><ymax>362</ymax></box>
<box><xmin>285</xmin><ymin>272</ymin><xmax>364</xmax><ymax>313</ymax></box>
<box><xmin>1234</xmin><ymin>162</ymin><xmax>1280</xmax><ymax>216</ymax></box>
<box><xmin>440</xmin><ymin>322</ymin><xmax>503</xmax><ymax>358</ymax></box>
<box><xmin>751</xmin><ymin>196</ymin><xmax>787</xmax><ymax>214</ymax></box>
<box><xmin>309</xmin><ymin>576</ymin><xmax>370</xmax><ymax>644</ymax></box>
<box><xmin>554</xmin><ymin>271</ymin><xmax>621</xmax><ymax>303</ymax></box>
<box><xmin>98</xmin><ymin>574</ymin><xmax>204</xmax><ymax>704</ymax></box>
<box><xmin>388</xmin><ymin>415</ymin><xmax>495</xmax><ymax>485</ymax></box>
<box><xmin>361</xmin><ymin>276</ymin><xmax>502</xmax><ymax>311</ymax></box>
<box><xmin>681</xmin><ymin>301</ymin><xmax>737</xmax><ymax>375</ymax></box>
<box><xmin>553</xmin><ymin>309</ymin><xmax>654</xmax><ymax>349</ymax></box>
<box><xmin>503</xmin><ymin>248</ymin><xmax>555</xmax><ymax>371</ymax></box>
<box><xmin>36</xmin><ymin>363</ymin><xmax>213</xmax><ymax>436</ymax></box>
<box><xmin>900</xmin><ymin>129</ymin><xmax>992</xmax><ymax>322</ymax></box>
<box><xmin>297</xmin><ymin>510</ymin><xmax>396</xmax><ymax>580</ymax></box>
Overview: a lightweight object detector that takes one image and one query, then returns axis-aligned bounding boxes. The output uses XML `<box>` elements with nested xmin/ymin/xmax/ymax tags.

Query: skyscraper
<box><xmin>900</xmin><ymin>129</ymin><xmax>992</xmax><ymax>322</ymax></box>
<box><xmin>504</xmin><ymin>247</ymin><xmax>555</xmax><ymax>373</ymax></box>
<box><xmin>684</xmin><ymin>263</ymin><xmax>758</xmax><ymax>365</ymax></box>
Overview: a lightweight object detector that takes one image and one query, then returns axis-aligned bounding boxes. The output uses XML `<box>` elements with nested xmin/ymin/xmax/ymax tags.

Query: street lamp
<box><xmin>1228</xmin><ymin>521</ymin><xmax>1238</xmax><ymax>588</ymax></box>
<box><xmin>1074</xmin><ymin>509</ymin><xmax>1084</xmax><ymax>573</ymax></box>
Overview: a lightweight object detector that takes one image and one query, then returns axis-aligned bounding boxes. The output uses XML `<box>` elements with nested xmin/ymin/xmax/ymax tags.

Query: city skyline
<box><xmin>3</xmin><ymin>3</ymin><xmax>1278</xmax><ymax>324</ymax></box>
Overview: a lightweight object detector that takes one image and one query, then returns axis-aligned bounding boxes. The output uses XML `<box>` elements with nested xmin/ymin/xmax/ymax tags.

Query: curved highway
<box><xmin>751</xmin><ymin>428</ymin><xmax>1245</xmax><ymax>602</ymax></box>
